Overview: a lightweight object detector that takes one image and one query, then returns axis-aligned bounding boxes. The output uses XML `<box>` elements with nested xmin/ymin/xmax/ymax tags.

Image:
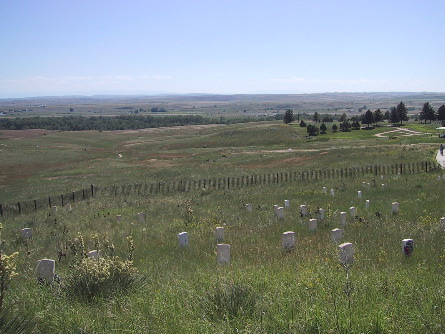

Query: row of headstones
<box><xmin>175</xmin><ymin>226</ymin><xmax>416</xmax><ymax>269</ymax></box>
<box><xmin>282</xmin><ymin>230</ymin><xmax>414</xmax><ymax>264</ymax></box>
<box><xmin>34</xmin><ymin>209</ymin><xmax>441</xmax><ymax>283</ymax></box>
<box><xmin>245</xmin><ymin>200</ymin><xmax>401</xmax><ymax>225</ymax></box>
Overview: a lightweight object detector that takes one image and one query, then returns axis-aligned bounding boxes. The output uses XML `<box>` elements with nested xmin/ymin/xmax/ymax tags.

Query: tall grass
<box><xmin>0</xmin><ymin>170</ymin><xmax>444</xmax><ymax>332</ymax></box>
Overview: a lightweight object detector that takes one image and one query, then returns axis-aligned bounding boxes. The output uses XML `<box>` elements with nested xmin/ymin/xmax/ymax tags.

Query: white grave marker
<box><xmin>178</xmin><ymin>232</ymin><xmax>189</xmax><ymax>247</ymax></box>
<box><xmin>365</xmin><ymin>200</ymin><xmax>370</xmax><ymax>210</ymax></box>
<box><xmin>137</xmin><ymin>212</ymin><xmax>145</xmax><ymax>223</ymax></box>
<box><xmin>66</xmin><ymin>204</ymin><xmax>72</xmax><ymax>211</ymax></box>
<box><xmin>323</xmin><ymin>186</ymin><xmax>327</xmax><ymax>194</ymax></box>
<box><xmin>88</xmin><ymin>250</ymin><xmax>100</xmax><ymax>259</ymax></box>
<box><xmin>357</xmin><ymin>190</ymin><xmax>362</xmax><ymax>198</ymax></box>
<box><xmin>381</xmin><ymin>184</ymin><xmax>386</xmax><ymax>190</ymax></box>
<box><xmin>339</xmin><ymin>242</ymin><xmax>354</xmax><ymax>264</ymax></box>
<box><xmin>245</xmin><ymin>203</ymin><xmax>253</xmax><ymax>212</ymax></box>
<box><xmin>284</xmin><ymin>200</ymin><xmax>290</xmax><ymax>209</ymax></box>
<box><xmin>349</xmin><ymin>207</ymin><xmax>356</xmax><ymax>217</ymax></box>
<box><xmin>276</xmin><ymin>207</ymin><xmax>285</xmax><ymax>219</ymax></box>
<box><xmin>331</xmin><ymin>189</ymin><xmax>335</xmax><ymax>197</ymax></box>
<box><xmin>217</xmin><ymin>244</ymin><xmax>230</xmax><ymax>265</ymax></box>
<box><xmin>36</xmin><ymin>259</ymin><xmax>55</xmax><ymax>283</ymax></box>
<box><xmin>317</xmin><ymin>208</ymin><xmax>325</xmax><ymax>220</ymax></box>
<box><xmin>116</xmin><ymin>215</ymin><xmax>122</xmax><ymax>223</ymax></box>
<box><xmin>215</xmin><ymin>227</ymin><xmax>224</xmax><ymax>243</ymax></box>
<box><xmin>21</xmin><ymin>228</ymin><xmax>32</xmax><ymax>239</ymax></box>
<box><xmin>51</xmin><ymin>206</ymin><xmax>58</xmax><ymax>212</ymax></box>
<box><xmin>331</xmin><ymin>228</ymin><xmax>343</xmax><ymax>243</ymax></box>
<box><xmin>362</xmin><ymin>182</ymin><xmax>367</xmax><ymax>188</ymax></box>
<box><xmin>402</xmin><ymin>239</ymin><xmax>414</xmax><ymax>256</ymax></box>
<box><xmin>308</xmin><ymin>219</ymin><xmax>317</xmax><ymax>232</ymax></box>
<box><xmin>299</xmin><ymin>205</ymin><xmax>308</xmax><ymax>216</ymax></box>
<box><xmin>391</xmin><ymin>202</ymin><xmax>400</xmax><ymax>214</ymax></box>
<box><xmin>440</xmin><ymin>217</ymin><xmax>445</xmax><ymax>229</ymax></box>
<box><xmin>273</xmin><ymin>205</ymin><xmax>279</xmax><ymax>215</ymax></box>
<box><xmin>282</xmin><ymin>231</ymin><xmax>296</xmax><ymax>251</ymax></box>
<box><xmin>340</xmin><ymin>212</ymin><xmax>347</xmax><ymax>226</ymax></box>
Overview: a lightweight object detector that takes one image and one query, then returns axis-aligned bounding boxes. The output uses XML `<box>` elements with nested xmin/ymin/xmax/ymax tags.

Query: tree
<box><xmin>437</xmin><ymin>105</ymin><xmax>445</xmax><ymax>124</ymax></box>
<box><xmin>307</xmin><ymin>124</ymin><xmax>319</xmax><ymax>136</ymax></box>
<box><xmin>340</xmin><ymin>113</ymin><xmax>347</xmax><ymax>122</ymax></box>
<box><xmin>374</xmin><ymin>109</ymin><xmax>383</xmax><ymax>125</ymax></box>
<box><xmin>299</xmin><ymin>120</ymin><xmax>306</xmax><ymax>127</ymax></box>
<box><xmin>352</xmin><ymin>120</ymin><xmax>361</xmax><ymax>130</ymax></box>
<box><xmin>396</xmin><ymin>101</ymin><xmax>408</xmax><ymax>125</ymax></box>
<box><xmin>313</xmin><ymin>112</ymin><xmax>320</xmax><ymax>123</ymax></box>
<box><xmin>332</xmin><ymin>124</ymin><xmax>338</xmax><ymax>132</ymax></box>
<box><xmin>283</xmin><ymin>109</ymin><xmax>294</xmax><ymax>124</ymax></box>
<box><xmin>363</xmin><ymin>110</ymin><xmax>374</xmax><ymax>128</ymax></box>
<box><xmin>320</xmin><ymin>123</ymin><xmax>327</xmax><ymax>134</ymax></box>
<box><xmin>389</xmin><ymin>106</ymin><xmax>400</xmax><ymax>125</ymax></box>
<box><xmin>321</xmin><ymin>114</ymin><xmax>333</xmax><ymax>122</ymax></box>
<box><xmin>419</xmin><ymin>102</ymin><xmax>435</xmax><ymax>123</ymax></box>
<box><xmin>340</xmin><ymin>120</ymin><xmax>351</xmax><ymax>132</ymax></box>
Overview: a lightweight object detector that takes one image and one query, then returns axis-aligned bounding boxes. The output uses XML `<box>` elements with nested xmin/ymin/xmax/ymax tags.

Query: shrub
<box><xmin>307</xmin><ymin>124</ymin><xmax>319</xmax><ymax>136</ymax></box>
<box><xmin>64</xmin><ymin>235</ymin><xmax>143</xmax><ymax>302</ymax></box>
<box><xmin>64</xmin><ymin>256</ymin><xmax>142</xmax><ymax>302</ymax></box>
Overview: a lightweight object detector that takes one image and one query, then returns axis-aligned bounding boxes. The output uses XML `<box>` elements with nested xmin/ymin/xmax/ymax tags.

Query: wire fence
<box><xmin>0</xmin><ymin>161</ymin><xmax>440</xmax><ymax>217</ymax></box>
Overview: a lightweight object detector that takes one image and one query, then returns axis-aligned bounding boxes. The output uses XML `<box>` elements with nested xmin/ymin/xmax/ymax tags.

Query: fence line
<box><xmin>0</xmin><ymin>161</ymin><xmax>440</xmax><ymax>217</ymax></box>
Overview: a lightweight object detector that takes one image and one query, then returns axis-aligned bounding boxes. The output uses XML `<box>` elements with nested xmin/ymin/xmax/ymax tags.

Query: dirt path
<box><xmin>374</xmin><ymin>127</ymin><xmax>429</xmax><ymax>137</ymax></box>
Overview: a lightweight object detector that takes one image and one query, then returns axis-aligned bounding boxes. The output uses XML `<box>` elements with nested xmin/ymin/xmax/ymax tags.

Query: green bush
<box><xmin>64</xmin><ymin>256</ymin><xmax>143</xmax><ymax>302</ymax></box>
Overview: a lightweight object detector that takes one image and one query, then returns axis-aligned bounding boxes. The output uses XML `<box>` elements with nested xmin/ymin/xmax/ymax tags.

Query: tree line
<box><xmin>283</xmin><ymin>101</ymin><xmax>445</xmax><ymax>136</ymax></box>
<box><xmin>0</xmin><ymin>114</ymin><xmax>276</xmax><ymax>131</ymax></box>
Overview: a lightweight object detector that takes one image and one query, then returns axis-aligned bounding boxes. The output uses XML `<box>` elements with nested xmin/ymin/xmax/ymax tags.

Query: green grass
<box><xmin>1</xmin><ymin>121</ymin><xmax>443</xmax><ymax>203</ymax></box>
<box><xmin>1</xmin><ymin>170</ymin><xmax>445</xmax><ymax>333</ymax></box>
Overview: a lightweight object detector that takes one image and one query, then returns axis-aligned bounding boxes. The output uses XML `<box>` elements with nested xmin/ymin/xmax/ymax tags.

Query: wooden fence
<box><xmin>0</xmin><ymin>161</ymin><xmax>440</xmax><ymax>217</ymax></box>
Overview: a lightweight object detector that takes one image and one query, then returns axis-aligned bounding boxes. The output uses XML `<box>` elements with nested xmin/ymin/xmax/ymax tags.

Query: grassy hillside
<box><xmin>1</xmin><ymin>169</ymin><xmax>444</xmax><ymax>333</ymax></box>
<box><xmin>0</xmin><ymin>121</ymin><xmax>442</xmax><ymax>203</ymax></box>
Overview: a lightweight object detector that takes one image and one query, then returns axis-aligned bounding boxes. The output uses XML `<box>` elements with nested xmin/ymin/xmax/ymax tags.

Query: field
<box><xmin>0</xmin><ymin>95</ymin><xmax>445</xmax><ymax>333</ymax></box>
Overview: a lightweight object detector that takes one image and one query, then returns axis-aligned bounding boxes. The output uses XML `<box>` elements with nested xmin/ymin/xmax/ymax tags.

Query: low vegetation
<box><xmin>0</xmin><ymin>111</ymin><xmax>444</xmax><ymax>332</ymax></box>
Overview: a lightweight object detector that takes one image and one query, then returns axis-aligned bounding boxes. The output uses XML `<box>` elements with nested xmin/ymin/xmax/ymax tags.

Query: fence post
<box><xmin>34</xmin><ymin>200</ymin><xmax>37</xmax><ymax>211</ymax></box>
<box><xmin>91</xmin><ymin>184</ymin><xmax>94</xmax><ymax>197</ymax></box>
<box><xmin>0</xmin><ymin>204</ymin><xmax>2</xmax><ymax>216</ymax></box>
<box><xmin>61</xmin><ymin>195</ymin><xmax>64</xmax><ymax>207</ymax></box>
<box><xmin>18</xmin><ymin>202</ymin><xmax>21</xmax><ymax>215</ymax></box>
<box><xmin>49</xmin><ymin>197</ymin><xmax>52</xmax><ymax>208</ymax></box>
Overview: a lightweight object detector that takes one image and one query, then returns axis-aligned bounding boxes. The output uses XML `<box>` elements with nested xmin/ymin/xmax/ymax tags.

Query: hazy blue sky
<box><xmin>1</xmin><ymin>0</ymin><xmax>444</xmax><ymax>97</ymax></box>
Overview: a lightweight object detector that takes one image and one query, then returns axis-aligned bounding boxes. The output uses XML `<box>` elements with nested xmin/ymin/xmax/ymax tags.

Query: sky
<box><xmin>1</xmin><ymin>0</ymin><xmax>444</xmax><ymax>98</ymax></box>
